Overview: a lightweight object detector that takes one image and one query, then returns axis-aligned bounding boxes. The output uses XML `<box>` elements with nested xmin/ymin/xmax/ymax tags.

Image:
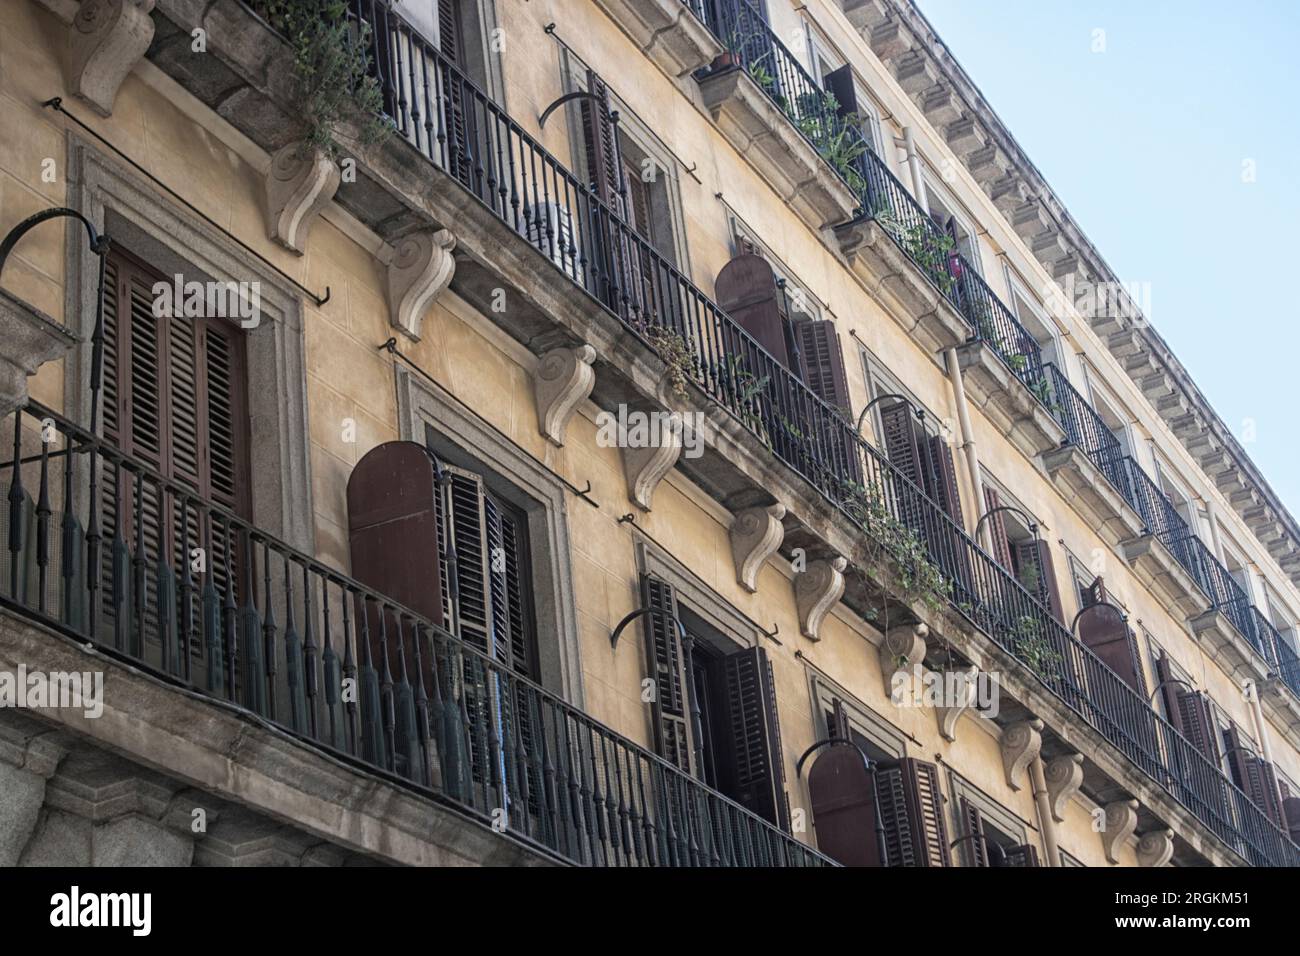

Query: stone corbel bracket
<box><xmin>264</xmin><ymin>142</ymin><xmax>342</xmax><ymax>255</ymax></box>
<box><xmin>386</xmin><ymin>229</ymin><xmax>457</xmax><ymax>339</ymax></box>
<box><xmin>622</xmin><ymin>425</ymin><xmax>679</xmax><ymax>511</ymax></box>
<box><xmin>999</xmin><ymin>718</ymin><xmax>1043</xmax><ymax>792</ymax></box>
<box><xmin>794</xmin><ymin>555</ymin><xmax>847</xmax><ymax>642</ymax></box>
<box><xmin>0</xmin><ymin>289</ymin><xmax>79</xmax><ymax>417</ymax></box>
<box><xmin>729</xmin><ymin>504</ymin><xmax>786</xmax><ymax>593</ymax></box>
<box><xmin>1044</xmin><ymin>753</ymin><xmax>1084</xmax><ymax>823</ymax></box>
<box><xmin>1102</xmin><ymin>799</ymin><xmax>1139</xmax><ymax>865</ymax></box>
<box><xmin>1135</xmin><ymin>828</ymin><xmax>1174</xmax><ymax>868</ymax></box>
<box><xmin>534</xmin><ymin>345</ymin><xmax>596</xmax><ymax>446</ymax></box>
<box><xmin>936</xmin><ymin>665</ymin><xmax>979</xmax><ymax>741</ymax></box>
<box><xmin>65</xmin><ymin>0</ymin><xmax>157</xmax><ymax>118</ymax></box>
<box><xmin>878</xmin><ymin>622</ymin><xmax>928</xmax><ymax>696</ymax></box>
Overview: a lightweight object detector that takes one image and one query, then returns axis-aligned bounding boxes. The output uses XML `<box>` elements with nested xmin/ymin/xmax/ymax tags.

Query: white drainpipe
<box><xmin>1029</xmin><ymin>755</ymin><xmax>1061</xmax><ymax>866</ymax></box>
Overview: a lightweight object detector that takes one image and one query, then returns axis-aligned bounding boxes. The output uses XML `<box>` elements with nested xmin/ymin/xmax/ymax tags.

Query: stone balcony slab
<box><xmin>1041</xmin><ymin>444</ymin><xmax>1145</xmax><ymax>547</ymax></box>
<box><xmin>1120</xmin><ymin>534</ymin><xmax>1213</xmax><ymax>619</ymax></box>
<box><xmin>592</xmin><ymin>0</ymin><xmax>722</xmax><ymax>79</ymax></box>
<box><xmin>954</xmin><ymin>340</ymin><xmax>1066</xmax><ymax>459</ymax></box>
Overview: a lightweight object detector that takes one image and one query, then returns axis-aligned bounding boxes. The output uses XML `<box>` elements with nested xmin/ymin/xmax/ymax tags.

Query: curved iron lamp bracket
<box><xmin>1070</xmin><ymin>599</ymin><xmax>1128</xmax><ymax>636</ymax></box>
<box><xmin>1147</xmin><ymin>677</ymin><xmax>1195</xmax><ymax>706</ymax></box>
<box><xmin>610</xmin><ymin>605</ymin><xmax>687</xmax><ymax>651</ymax></box>
<box><xmin>973</xmin><ymin>504</ymin><xmax>1039</xmax><ymax>543</ymax></box>
<box><xmin>855</xmin><ymin>392</ymin><xmax>923</xmax><ymax>437</ymax></box>
<box><xmin>794</xmin><ymin>735</ymin><xmax>874</xmax><ymax>779</ymax></box>
<box><xmin>0</xmin><ymin>206</ymin><xmax>110</xmax><ymax>276</ymax></box>
<box><xmin>539</xmin><ymin>90</ymin><xmax>603</xmax><ymax>129</ymax></box>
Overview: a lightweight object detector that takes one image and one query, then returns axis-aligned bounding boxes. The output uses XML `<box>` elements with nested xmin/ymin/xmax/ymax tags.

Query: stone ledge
<box><xmin>1189</xmin><ymin>609</ymin><xmax>1274</xmax><ymax>686</ymax></box>
<box><xmin>1120</xmin><ymin>535</ymin><xmax>1213</xmax><ymax>620</ymax></box>
<box><xmin>0</xmin><ymin>608</ymin><xmax>558</xmax><ymax>867</ymax></box>
<box><xmin>1040</xmin><ymin>445</ymin><xmax>1146</xmax><ymax>548</ymax></box>
<box><xmin>0</xmin><ymin>287</ymin><xmax>79</xmax><ymax>417</ymax></box>
<box><xmin>592</xmin><ymin>0</ymin><xmax>722</xmax><ymax>79</ymax></box>
<box><xmin>954</xmin><ymin>340</ymin><xmax>1066</xmax><ymax>458</ymax></box>
<box><xmin>834</xmin><ymin>218</ymin><xmax>970</xmax><ymax>355</ymax></box>
<box><xmin>696</xmin><ymin>66</ymin><xmax>859</xmax><ymax>232</ymax></box>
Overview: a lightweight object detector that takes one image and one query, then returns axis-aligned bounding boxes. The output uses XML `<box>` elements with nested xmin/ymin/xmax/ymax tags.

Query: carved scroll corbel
<box><xmin>879</xmin><ymin>622</ymin><xmax>928</xmax><ymax>697</ymax></box>
<box><xmin>1102</xmin><ymin>799</ymin><xmax>1139</xmax><ymax>864</ymax></box>
<box><xmin>729</xmin><ymin>504</ymin><xmax>785</xmax><ymax>593</ymax></box>
<box><xmin>622</xmin><ymin>432</ymin><xmax>679</xmax><ymax>511</ymax></box>
<box><xmin>1135</xmin><ymin>828</ymin><xmax>1174</xmax><ymax>867</ymax></box>
<box><xmin>794</xmin><ymin>556</ymin><xmax>846</xmax><ymax>642</ymax></box>
<box><xmin>534</xmin><ymin>345</ymin><xmax>596</xmax><ymax>446</ymax></box>
<box><xmin>386</xmin><ymin>229</ymin><xmax>457</xmax><ymax>339</ymax></box>
<box><xmin>1044</xmin><ymin>753</ymin><xmax>1084</xmax><ymax>823</ymax></box>
<box><xmin>265</xmin><ymin>141</ymin><xmax>342</xmax><ymax>255</ymax></box>
<box><xmin>68</xmin><ymin>0</ymin><xmax>157</xmax><ymax>117</ymax></box>
<box><xmin>936</xmin><ymin>665</ymin><xmax>979</xmax><ymax>741</ymax></box>
<box><xmin>1000</xmin><ymin>718</ymin><xmax>1043</xmax><ymax>792</ymax></box>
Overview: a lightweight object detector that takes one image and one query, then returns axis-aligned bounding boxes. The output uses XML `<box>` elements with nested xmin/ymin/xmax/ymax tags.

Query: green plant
<box><xmin>873</xmin><ymin>211</ymin><xmax>956</xmax><ymax>294</ymax></box>
<box><xmin>257</xmin><ymin>0</ymin><xmax>393</xmax><ymax>159</ymax></box>
<box><xmin>1010</xmin><ymin>616</ymin><xmax>1062</xmax><ymax>679</ymax></box>
<box><xmin>837</xmin><ymin>477</ymin><xmax>948</xmax><ymax>615</ymax></box>
<box><xmin>646</xmin><ymin>326</ymin><xmax>696</xmax><ymax>402</ymax></box>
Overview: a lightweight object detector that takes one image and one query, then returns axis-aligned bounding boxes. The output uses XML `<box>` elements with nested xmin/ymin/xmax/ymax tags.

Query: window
<box><xmin>1150</xmin><ymin>452</ymin><xmax>1196</xmax><ymax>530</ymax></box>
<box><xmin>638</xmin><ymin>574</ymin><xmax>789</xmax><ymax>828</ymax></box>
<box><xmin>391</xmin><ymin>0</ymin><xmax>498</xmax><ymax>94</ymax></box>
<box><xmin>1081</xmin><ymin>369</ymin><xmax>1135</xmax><ymax>461</ymax></box>
<box><xmin>923</xmin><ymin>178</ymin><xmax>981</xmax><ymax>273</ymax></box>
<box><xmin>948</xmin><ymin>771</ymin><xmax>1039</xmax><ymax>867</ymax></box>
<box><xmin>980</xmin><ymin>478</ymin><xmax>1063</xmax><ymax>622</ymax></box>
<box><xmin>1003</xmin><ymin>265</ymin><xmax>1062</xmax><ymax>369</ymax></box>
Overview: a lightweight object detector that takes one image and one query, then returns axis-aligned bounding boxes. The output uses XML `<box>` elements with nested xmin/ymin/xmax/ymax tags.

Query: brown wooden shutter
<box><xmin>1283</xmin><ymin>795</ymin><xmax>1300</xmax><ymax>844</ymax></box>
<box><xmin>795</xmin><ymin>320</ymin><xmax>851</xmax><ymax>416</ymax></box>
<box><xmin>822</xmin><ymin>64</ymin><xmax>859</xmax><ymax>119</ymax></box>
<box><xmin>639</xmin><ymin>574</ymin><xmax>690</xmax><ymax>773</ymax></box>
<box><xmin>875</xmin><ymin>758</ymin><xmax>950</xmax><ymax>867</ymax></box>
<box><xmin>1081</xmin><ymin>575</ymin><xmax>1107</xmax><ymax>608</ymax></box>
<box><xmin>579</xmin><ymin>69</ymin><xmax>624</xmax><ymax>214</ymax></box>
<box><xmin>346</xmin><ymin>442</ymin><xmax>445</xmax><ymax>628</ymax></box>
<box><xmin>436</xmin><ymin>0</ymin><xmax>461</xmax><ymax>63</ymax></box>
<box><xmin>1155</xmin><ymin>654</ymin><xmax>1220</xmax><ymax>761</ymax></box>
<box><xmin>1016</xmin><ymin>539</ymin><xmax>1064</xmax><ymax>624</ymax></box>
<box><xmin>959</xmin><ymin>797</ymin><xmax>989</xmax><ymax>867</ymax></box>
<box><xmin>714</xmin><ymin>253</ymin><xmax>791</xmax><ymax>368</ymax></box>
<box><xmin>485</xmin><ymin>498</ymin><xmax>533</xmax><ymax>677</ymax></box>
<box><xmin>1003</xmin><ymin>844</ymin><xmax>1041</xmax><ymax>867</ymax></box>
<box><xmin>1226</xmin><ymin>724</ymin><xmax>1283</xmax><ymax>824</ymax></box>
<box><xmin>719</xmin><ymin>645</ymin><xmax>789</xmax><ymax>829</ymax></box>
<box><xmin>1076</xmin><ymin>599</ymin><xmax>1144</xmax><ymax>693</ymax></box>
<box><xmin>983</xmin><ymin>487</ymin><xmax>1014</xmax><ymax>569</ymax></box>
<box><xmin>806</xmin><ymin>729</ymin><xmax>883</xmax><ymax>866</ymax></box>
<box><xmin>928</xmin><ymin>437</ymin><xmax>964</xmax><ymax>523</ymax></box>
<box><xmin>879</xmin><ymin>400</ymin><xmax>924</xmax><ymax>486</ymax></box>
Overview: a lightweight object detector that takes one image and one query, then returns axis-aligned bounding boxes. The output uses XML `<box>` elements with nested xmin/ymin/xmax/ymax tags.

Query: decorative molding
<box><xmin>0</xmin><ymin>290</ymin><xmax>78</xmax><ymax>417</ymax></box>
<box><xmin>622</xmin><ymin>432</ymin><xmax>680</xmax><ymax>511</ymax></box>
<box><xmin>1044</xmin><ymin>753</ymin><xmax>1084</xmax><ymax>823</ymax></box>
<box><xmin>999</xmin><ymin>718</ymin><xmax>1043</xmax><ymax>792</ymax></box>
<box><xmin>1135</xmin><ymin>828</ymin><xmax>1174</xmax><ymax>868</ymax></box>
<box><xmin>66</xmin><ymin>0</ymin><xmax>156</xmax><ymax>117</ymax></box>
<box><xmin>533</xmin><ymin>345</ymin><xmax>596</xmax><ymax>447</ymax></box>
<box><xmin>264</xmin><ymin>142</ymin><xmax>341</xmax><ymax>255</ymax></box>
<box><xmin>794</xmin><ymin>556</ymin><xmax>847</xmax><ymax>642</ymax></box>
<box><xmin>936</xmin><ymin>665</ymin><xmax>978</xmax><ymax>741</ymax></box>
<box><xmin>729</xmin><ymin>504</ymin><xmax>786</xmax><ymax>593</ymax></box>
<box><xmin>386</xmin><ymin>229</ymin><xmax>457</xmax><ymax>339</ymax></box>
<box><xmin>1102</xmin><ymin>799</ymin><xmax>1139</xmax><ymax>865</ymax></box>
<box><xmin>878</xmin><ymin>622</ymin><xmax>927</xmax><ymax>695</ymax></box>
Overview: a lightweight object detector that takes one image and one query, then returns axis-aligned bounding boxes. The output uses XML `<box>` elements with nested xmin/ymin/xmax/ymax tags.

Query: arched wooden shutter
<box><xmin>715</xmin><ymin>253</ymin><xmax>791</xmax><ymax>368</ymax></box>
<box><xmin>346</xmin><ymin>441</ymin><xmax>445</xmax><ymax>627</ymax></box>
<box><xmin>959</xmin><ymin>797</ymin><xmax>989</xmax><ymax>867</ymax></box>
<box><xmin>639</xmin><ymin>574</ymin><xmax>690</xmax><ymax>772</ymax></box>
<box><xmin>719</xmin><ymin>645</ymin><xmax>789</xmax><ymax>829</ymax></box>
<box><xmin>806</xmin><ymin>733</ymin><xmax>882</xmax><ymax>866</ymax></box>
<box><xmin>1076</xmin><ymin>597</ymin><xmax>1144</xmax><ymax>694</ymax></box>
<box><xmin>875</xmin><ymin>757</ymin><xmax>950</xmax><ymax>867</ymax></box>
<box><xmin>1016</xmin><ymin>539</ymin><xmax>1064</xmax><ymax>624</ymax></box>
<box><xmin>982</xmin><ymin>487</ymin><xmax>1013</xmax><ymax>569</ymax></box>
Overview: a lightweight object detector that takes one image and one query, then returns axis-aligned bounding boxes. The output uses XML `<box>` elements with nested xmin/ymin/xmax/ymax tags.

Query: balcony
<box><xmin>0</xmin><ymin>402</ymin><xmax>828</xmax><ymax>868</ymax></box>
<box><xmin>132</xmin><ymin>0</ymin><xmax>1300</xmax><ymax>866</ymax></box>
<box><xmin>592</xmin><ymin>0</ymin><xmax>722</xmax><ymax>79</ymax></box>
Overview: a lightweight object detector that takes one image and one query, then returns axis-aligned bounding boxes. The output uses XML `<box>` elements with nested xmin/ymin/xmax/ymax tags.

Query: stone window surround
<box><xmin>62</xmin><ymin>133</ymin><xmax>314</xmax><ymax>553</ymax></box>
<box><xmin>634</xmin><ymin>537</ymin><xmax>763</xmax><ymax>654</ymax></box>
<box><xmin>945</xmin><ymin>767</ymin><xmax>1032</xmax><ymax>863</ymax></box>
<box><xmin>806</xmin><ymin>671</ymin><xmax>907</xmax><ymax>761</ymax></box>
<box><xmin>726</xmin><ymin>207</ymin><xmax>826</xmax><ymax>322</ymax></box>
<box><xmin>394</xmin><ymin>365</ymin><xmax>584</xmax><ymax>706</ymax></box>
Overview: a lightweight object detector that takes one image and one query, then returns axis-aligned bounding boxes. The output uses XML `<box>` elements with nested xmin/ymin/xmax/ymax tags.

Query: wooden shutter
<box><xmin>1226</xmin><ymin>725</ymin><xmax>1282</xmax><ymax>825</ymax></box>
<box><xmin>1076</xmin><ymin>598</ymin><xmax>1144</xmax><ymax>693</ymax></box>
<box><xmin>795</xmin><ymin>320</ymin><xmax>851</xmax><ymax>415</ymax></box>
<box><xmin>714</xmin><ymin>253</ymin><xmax>791</xmax><ymax>368</ymax></box>
<box><xmin>983</xmin><ymin>487</ymin><xmax>1013</xmax><ymax>569</ymax></box>
<box><xmin>875</xmin><ymin>758</ymin><xmax>950</xmax><ymax>867</ymax></box>
<box><xmin>1003</xmin><ymin>844</ymin><xmax>1041</xmax><ymax>867</ymax></box>
<box><xmin>436</xmin><ymin>0</ymin><xmax>461</xmax><ymax>62</ymax></box>
<box><xmin>718</xmin><ymin>645</ymin><xmax>789</xmax><ymax>829</ymax></box>
<box><xmin>434</xmin><ymin>0</ymin><xmax>474</xmax><ymax>187</ymax></box>
<box><xmin>822</xmin><ymin>65</ymin><xmax>859</xmax><ymax>119</ymax></box>
<box><xmin>1016</xmin><ymin>539</ymin><xmax>1064</xmax><ymax>624</ymax></box>
<box><xmin>879</xmin><ymin>400</ymin><xmax>924</xmax><ymax>486</ymax></box>
<box><xmin>1282</xmin><ymin>794</ymin><xmax>1300</xmax><ymax>844</ymax></box>
<box><xmin>1081</xmin><ymin>575</ymin><xmax>1107</xmax><ymax>608</ymax></box>
<box><xmin>639</xmin><ymin>574</ymin><xmax>690</xmax><ymax>773</ymax></box>
<box><xmin>928</xmin><ymin>437</ymin><xmax>964</xmax><ymax>523</ymax></box>
<box><xmin>1155</xmin><ymin>654</ymin><xmax>1220</xmax><ymax>760</ymax></box>
<box><xmin>440</xmin><ymin>468</ymin><xmax>491</xmax><ymax>653</ymax></box>
<box><xmin>578</xmin><ymin>69</ymin><xmax>624</xmax><ymax>213</ymax></box>
<box><xmin>959</xmin><ymin>797</ymin><xmax>989</xmax><ymax>867</ymax></box>
<box><xmin>487</xmin><ymin>500</ymin><xmax>533</xmax><ymax>677</ymax></box>
<box><xmin>806</xmin><ymin>728</ymin><xmax>882</xmax><ymax>866</ymax></box>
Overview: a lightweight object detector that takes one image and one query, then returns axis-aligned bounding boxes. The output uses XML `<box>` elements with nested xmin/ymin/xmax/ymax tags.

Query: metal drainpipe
<box><xmin>897</xmin><ymin>126</ymin><xmax>985</xmax><ymax>544</ymax></box>
<box><xmin>1246</xmin><ymin>678</ymin><xmax>1287</xmax><ymax>813</ymax></box>
<box><xmin>1029</xmin><ymin>755</ymin><xmax>1061</xmax><ymax>866</ymax></box>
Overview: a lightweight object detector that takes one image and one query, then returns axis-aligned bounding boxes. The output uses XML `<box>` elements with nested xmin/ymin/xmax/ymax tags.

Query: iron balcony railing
<box><xmin>0</xmin><ymin>402</ymin><xmax>829</xmax><ymax>868</ymax></box>
<box><xmin>341</xmin><ymin>0</ymin><xmax>1300</xmax><ymax>865</ymax></box>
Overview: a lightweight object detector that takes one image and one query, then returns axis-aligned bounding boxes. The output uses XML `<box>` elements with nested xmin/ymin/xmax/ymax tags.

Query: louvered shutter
<box><xmin>718</xmin><ymin>645</ymin><xmax>789</xmax><ymax>829</ymax></box>
<box><xmin>983</xmin><ymin>487</ymin><xmax>1014</xmax><ymax>569</ymax></box>
<box><xmin>639</xmin><ymin>574</ymin><xmax>690</xmax><ymax>773</ymax></box>
<box><xmin>1015</xmin><ymin>539</ymin><xmax>1064</xmax><ymax>624</ymax></box>
<box><xmin>960</xmin><ymin>797</ymin><xmax>989</xmax><ymax>867</ymax></box>
<box><xmin>795</xmin><ymin>320</ymin><xmax>851</xmax><ymax>415</ymax></box>
<box><xmin>875</xmin><ymin>758</ymin><xmax>950</xmax><ymax>867</ymax></box>
<box><xmin>1155</xmin><ymin>654</ymin><xmax>1220</xmax><ymax>761</ymax></box>
<box><xmin>435</xmin><ymin>0</ymin><xmax>474</xmax><ymax>187</ymax></box>
<box><xmin>928</xmin><ymin>437</ymin><xmax>964</xmax><ymax>523</ymax></box>
<box><xmin>1076</xmin><ymin>598</ymin><xmax>1144</xmax><ymax>693</ymax></box>
<box><xmin>822</xmin><ymin>65</ymin><xmax>859</xmax><ymax>119</ymax></box>
<box><xmin>1282</xmin><ymin>795</ymin><xmax>1300</xmax><ymax>844</ymax></box>
<box><xmin>714</xmin><ymin>253</ymin><xmax>791</xmax><ymax>368</ymax></box>
<box><xmin>439</xmin><ymin>468</ymin><xmax>492</xmax><ymax>653</ymax></box>
<box><xmin>1003</xmin><ymin>844</ymin><xmax>1041</xmax><ymax>867</ymax></box>
<box><xmin>879</xmin><ymin>400</ymin><xmax>924</xmax><ymax>486</ymax></box>
<box><xmin>485</xmin><ymin>495</ymin><xmax>532</xmax><ymax>676</ymax></box>
<box><xmin>579</xmin><ymin>69</ymin><xmax>623</xmax><ymax>211</ymax></box>
<box><xmin>1226</xmin><ymin>725</ymin><xmax>1282</xmax><ymax>825</ymax></box>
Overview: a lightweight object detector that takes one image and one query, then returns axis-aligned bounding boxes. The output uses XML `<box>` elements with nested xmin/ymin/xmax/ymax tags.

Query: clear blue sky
<box><xmin>916</xmin><ymin>0</ymin><xmax>1300</xmax><ymax>521</ymax></box>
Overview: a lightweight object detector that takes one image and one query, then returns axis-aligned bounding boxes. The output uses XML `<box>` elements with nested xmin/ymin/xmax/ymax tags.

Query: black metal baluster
<box><xmin>301</xmin><ymin>563</ymin><xmax>319</xmax><ymax>739</ymax></box>
<box><xmin>283</xmin><ymin>557</ymin><xmax>305</xmax><ymax>732</ymax></box>
<box><xmin>35</xmin><ymin>418</ymin><xmax>51</xmax><ymax>614</ymax></box>
<box><xmin>357</xmin><ymin>594</ymin><xmax>385</xmax><ymax>768</ymax></box>
<box><xmin>261</xmin><ymin>538</ymin><xmax>278</xmax><ymax>721</ymax></box>
<box><xmin>321</xmin><ymin>577</ymin><xmax>340</xmax><ymax>748</ymax></box>
<box><xmin>59</xmin><ymin>431</ymin><xmax>78</xmax><ymax>628</ymax></box>
<box><xmin>221</xmin><ymin>516</ymin><xmax>238</xmax><ymax>701</ymax></box>
<box><xmin>393</xmin><ymin>614</ymin><xmax>419</xmax><ymax>779</ymax></box>
<box><xmin>341</xmin><ymin>585</ymin><xmax>358</xmax><ymax>756</ymax></box>
<box><xmin>130</xmin><ymin>465</ymin><xmax>147</xmax><ymax>658</ymax></box>
<box><xmin>110</xmin><ymin>461</ymin><xmax>129</xmax><ymax>651</ymax></box>
<box><xmin>377</xmin><ymin>606</ymin><xmax>396</xmax><ymax>771</ymax></box>
<box><xmin>155</xmin><ymin>484</ymin><xmax>176</xmax><ymax>675</ymax></box>
<box><xmin>7</xmin><ymin>408</ymin><xmax>24</xmax><ymax>602</ymax></box>
<box><xmin>410</xmin><ymin>622</ymin><xmax>432</xmax><ymax>787</ymax></box>
<box><xmin>177</xmin><ymin>495</ymin><xmax>193</xmax><ymax>682</ymax></box>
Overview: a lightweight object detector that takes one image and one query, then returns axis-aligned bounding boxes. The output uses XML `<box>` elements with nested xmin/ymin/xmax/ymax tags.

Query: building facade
<box><xmin>0</xmin><ymin>0</ymin><xmax>1298</xmax><ymax>867</ymax></box>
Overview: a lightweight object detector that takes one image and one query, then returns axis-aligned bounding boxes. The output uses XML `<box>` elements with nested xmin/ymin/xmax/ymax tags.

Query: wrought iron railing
<box><xmin>0</xmin><ymin>402</ymin><xmax>829</xmax><ymax>868</ymax></box>
<box><xmin>334</xmin><ymin>0</ymin><xmax>1300</xmax><ymax>865</ymax></box>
